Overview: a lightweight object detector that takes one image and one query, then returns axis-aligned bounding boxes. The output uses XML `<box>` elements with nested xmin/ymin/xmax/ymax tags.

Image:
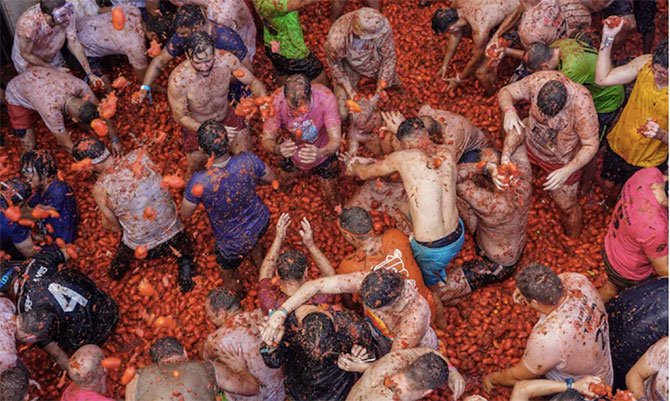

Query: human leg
<box><xmin>550</xmin><ymin>181</ymin><xmax>582</xmax><ymax>238</ymax></box>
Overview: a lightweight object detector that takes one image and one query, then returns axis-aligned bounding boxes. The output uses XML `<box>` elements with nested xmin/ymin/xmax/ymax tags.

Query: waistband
<box><xmin>416</xmin><ymin>219</ymin><xmax>464</xmax><ymax>249</ymax></box>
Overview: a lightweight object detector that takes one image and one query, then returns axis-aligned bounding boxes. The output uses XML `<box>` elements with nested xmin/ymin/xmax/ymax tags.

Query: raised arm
<box><xmin>259</xmin><ymin>213</ymin><xmax>291</xmax><ymax>280</ymax></box>
<box><xmin>596</xmin><ymin>20</ymin><xmax>650</xmax><ymax>86</ymax></box>
<box><xmin>299</xmin><ymin>217</ymin><xmax>336</xmax><ymax>277</ymax></box>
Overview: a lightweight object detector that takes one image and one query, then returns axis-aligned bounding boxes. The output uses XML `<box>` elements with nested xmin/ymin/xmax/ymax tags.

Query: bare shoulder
<box><xmin>628</xmin><ymin>54</ymin><xmax>653</xmax><ymax>71</ymax></box>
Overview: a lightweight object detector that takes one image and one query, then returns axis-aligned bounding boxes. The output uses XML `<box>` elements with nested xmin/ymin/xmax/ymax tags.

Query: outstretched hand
<box><xmin>380</xmin><ymin>111</ymin><xmax>406</xmax><ymax>135</ymax></box>
<box><xmin>299</xmin><ymin>217</ymin><xmax>315</xmax><ymax>247</ymax></box>
<box><xmin>275</xmin><ymin>213</ymin><xmax>291</xmax><ymax>242</ymax></box>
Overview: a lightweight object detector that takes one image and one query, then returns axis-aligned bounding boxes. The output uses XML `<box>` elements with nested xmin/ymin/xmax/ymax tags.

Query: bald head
<box><xmin>68</xmin><ymin>345</ymin><xmax>105</xmax><ymax>388</ymax></box>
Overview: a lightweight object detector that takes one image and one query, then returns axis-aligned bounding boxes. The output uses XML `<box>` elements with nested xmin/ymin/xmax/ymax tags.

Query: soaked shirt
<box><xmin>166</xmin><ymin>23</ymin><xmax>247</xmax><ymax>62</ymax></box>
<box><xmin>5</xmin><ymin>67</ymin><xmax>94</xmax><ymax>134</ymax></box>
<box><xmin>522</xmin><ymin>273</ymin><xmax>613</xmax><ymax>384</ymax></box>
<box><xmin>205</xmin><ymin>0</ymin><xmax>257</xmax><ymax>60</ymax></box>
<box><xmin>11</xmin><ymin>4</ymin><xmax>76</xmax><ymax>73</ymax></box>
<box><xmin>0</xmin><ymin>298</ymin><xmax>17</xmax><ymax>375</ymax></box>
<box><xmin>0</xmin><ymin>199</ymin><xmax>31</xmax><ymax>252</ymax></box>
<box><xmin>519</xmin><ymin>0</ymin><xmax>590</xmax><ymax>48</ymax></box>
<box><xmin>605</xmin><ymin>168</ymin><xmax>668</xmax><ymax>281</ymax></box>
<box><xmin>325</xmin><ymin>9</ymin><xmax>397</xmax><ymax>86</ymax></box>
<box><xmin>28</xmin><ymin>180</ymin><xmax>79</xmax><ymax>244</ymax></box>
<box><xmin>17</xmin><ymin>247</ymin><xmax>118</xmax><ymax>353</ymax></box>
<box><xmin>644</xmin><ymin>337</ymin><xmax>668</xmax><ymax>401</ymax></box>
<box><xmin>205</xmin><ymin>311</ymin><xmax>284</xmax><ymax>401</ymax></box>
<box><xmin>418</xmin><ymin>104</ymin><xmax>490</xmax><ymax>158</ymax></box>
<box><xmin>96</xmin><ymin>150</ymin><xmax>183</xmax><ymax>250</ymax></box>
<box><xmin>184</xmin><ymin>153</ymin><xmax>270</xmax><ymax>258</ymax></box>
<box><xmin>76</xmin><ymin>5</ymin><xmax>147</xmax><ymax>69</ymax></box>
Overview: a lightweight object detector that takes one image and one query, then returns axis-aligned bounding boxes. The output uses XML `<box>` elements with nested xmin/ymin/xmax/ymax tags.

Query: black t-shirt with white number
<box><xmin>17</xmin><ymin>246</ymin><xmax>119</xmax><ymax>353</ymax></box>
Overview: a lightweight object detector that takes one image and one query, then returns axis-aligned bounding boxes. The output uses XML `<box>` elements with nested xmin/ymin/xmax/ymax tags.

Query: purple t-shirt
<box><xmin>185</xmin><ymin>152</ymin><xmax>270</xmax><ymax>258</ymax></box>
<box><xmin>263</xmin><ymin>84</ymin><xmax>341</xmax><ymax>170</ymax></box>
<box><xmin>28</xmin><ymin>180</ymin><xmax>79</xmax><ymax>244</ymax></box>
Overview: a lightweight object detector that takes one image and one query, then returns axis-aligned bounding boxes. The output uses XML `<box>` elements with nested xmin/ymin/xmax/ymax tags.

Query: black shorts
<box><xmin>280</xmin><ymin>154</ymin><xmax>340</xmax><ymax>180</ymax></box>
<box><xmin>633</xmin><ymin>0</ymin><xmax>657</xmax><ymax>33</ymax></box>
<box><xmin>597</xmin><ymin>109</ymin><xmax>621</xmax><ymax>142</ymax></box>
<box><xmin>265</xmin><ymin>47</ymin><xmax>324</xmax><ymax>81</ymax></box>
<box><xmin>603</xmin><ymin>0</ymin><xmax>634</xmax><ymax>17</ymax></box>
<box><xmin>600</xmin><ymin>142</ymin><xmax>643</xmax><ymax>185</ymax></box>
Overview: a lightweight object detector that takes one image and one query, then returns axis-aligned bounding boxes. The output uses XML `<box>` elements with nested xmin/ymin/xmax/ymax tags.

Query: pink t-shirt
<box><xmin>4</xmin><ymin>66</ymin><xmax>93</xmax><ymax>134</ymax></box>
<box><xmin>523</xmin><ymin>273</ymin><xmax>613</xmax><ymax>385</ymax></box>
<box><xmin>61</xmin><ymin>384</ymin><xmax>114</xmax><ymax>401</ymax></box>
<box><xmin>604</xmin><ymin>168</ymin><xmax>668</xmax><ymax>281</ymax></box>
<box><xmin>11</xmin><ymin>4</ymin><xmax>77</xmax><ymax>73</ymax></box>
<box><xmin>644</xmin><ymin>337</ymin><xmax>668</xmax><ymax>401</ymax></box>
<box><xmin>0</xmin><ymin>298</ymin><xmax>17</xmax><ymax>375</ymax></box>
<box><xmin>263</xmin><ymin>84</ymin><xmax>341</xmax><ymax>170</ymax></box>
<box><xmin>76</xmin><ymin>5</ymin><xmax>148</xmax><ymax>69</ymax></box>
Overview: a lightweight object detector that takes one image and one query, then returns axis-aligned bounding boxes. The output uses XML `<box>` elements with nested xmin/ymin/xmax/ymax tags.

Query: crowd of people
<box><xmin>0</xmin><ymin>0</ymin><xmax>667</xmax><ymax>400</ymax></box>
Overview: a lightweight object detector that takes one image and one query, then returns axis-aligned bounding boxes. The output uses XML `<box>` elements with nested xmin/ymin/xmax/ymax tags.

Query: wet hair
<box><xmin>173</xmin><ymin>4</ymin><xmax>205</xmax><ymax>30</ymax></box>
<box><xmin>20</xmin><ymin>306</ymin><xmax>57</xmax><ymax>342</ymax></box>
<box><xmin>185</xmin><ymin>31</ymin><xmax>214</xmax><ymax>59</ymax></box>
<box><xmin>78</xmin><ymin>101</ymin><xmax>99</xmax><ymax>126</ymax></box>
<box><xmin>20</xmin><ymin>150</ymin><xmax>58</xmax><ymax>180</ymax></box>
<box><xmin>397</xmin><ymin>118</ymin><xmax>425</xmax><ymax>141</ymax></box>
<box><xmin>1</xmin><ymin>177</ymin><xmax>32</xmax><ymax>205</ymax></box>
<box><xmin>653</xmin><ymin>40</ymin><xmax>668</xmax><ymax>69</ymax></box>
<box><xmin>207</xmin><ymin>287</ymin><xmax>241</xmax><ymax>313</ymax></box>
<box><xmin>299</xmin><ymin>312</ymin><xmax>336</xmax><ymax>358</ymax></box>
<box><xmin>537</xmin><ymin>80</ymin><xmax>567</xmax><ymax>117</ymax></box>
<box><xmin>146</xmin><ymin>15</ymin><xmax>173</xmax><ymax>43</ymax></box>
<box><xmin>40</xmin><ymin>0</ymin><xmax>65</xmax><ymax>15</ymax></box>
<box><xmin>338</xmin><ymin>207</ymin><xmax>373</xmax><ymax>235</ymax></box>
<box><xmin>431</xmin><ymin>8</ymin><xmax>459</xmax><ymax>34</ymax></box>
<box><xmin>277</xmin><ymin>249</ymin><xmax>308</xmax><ymax>281</ymax></box>
<box><xmin>526</xmin><ymin>42</ymin><xmax>554</xmax><ymax>71</ymax></box>
<box><xmin>550</xmin><ymin>389</ymin><xmax>586</xmax><ymax>401</ymax></box>
<box><xmin>516</xmin><ymin>263</ymin><xmax>564</xmax><ymax>305</ymax></box>
<box><xmin>284</xmin><ymin>74</ymin><xmax>312</xmax><ymax>108</ymax></box>
<box><xmin>197</xmin><ymin>119</ymin><xmax>229</xmax><ymax>157</ymax></box>
<box><xmin>0</xmin><ymin>261</ymin><xmax>23</xmax><ymax>294</ymax></box>
<box><xmin>360</xmin><ymin>269</ymin><xmax>405</xmax><ymax>309</ymax></box>
<box><xmin>0</xmin><ymin>365</ymin><xmax>30</xmax><ymax>401</ymax></box>
<box><xmin>72</xmin><ymin>137</ymin><xmax>108</xmax><ymax>162</ymax></box>
<box><xmin>150</xmin><ymin>337</ymin><xmax>184</xmax><ymax>363</ymax></box>
<box><xmin>406</xmin><ymin>352</ymin><xmax>450</xmax><ymax>390</ymax></box>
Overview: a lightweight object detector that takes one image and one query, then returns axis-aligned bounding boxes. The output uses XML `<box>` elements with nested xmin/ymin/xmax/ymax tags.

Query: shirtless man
<box><xmin>171</xmin><ymin>0</ymin><xmax>256</xmax><ymax>63</ymax></box>
<box><xmin>168</xmin><ymin>32</ymin><xmax>266</xmax><ymax>176</ymax></box>
<box><xmin>61</xmin><ymin>345</ymin><xmax>114</xmax><ymax>401</ymax></box>
<box><xmin>445</xmin><ymin>145</ymin><xmax>532</xmax><ymax>302</ymax></box>
<box><xmin>346</xmin><ymin>348</ymin><xmax>452</xmax><ymax>401</ymax></box>
<box><xmin>11</xmin><ymin>0</ymin><xmax>103</xmax><ymax>87</ymax></box>
<box><xmin>262</xmin><ymin>269</ymin><xmax>465</xmax><ymax>398</ymax></box>
<box><xmin>341</xmin><ymin>118</ymin><xmax>465</xmax><ymax>321</ymax></box>
<box><xmin>325</xmin><ymin>7</ymin><xmax>399</xmax><ymax>119</ymax></box>
<box><xmin>432</xmin><ymin>0</ymin><xmax>520</xmax><ymax>94</ymax></box>
<box><xmin>4</xmin><ymin>67</ymin><xmax>120</xmax><ymax>154</ymax></box>
<box><xmin>498</xmin><ymin>70</ymin><xmax>598</xmax><ymax>237</ymax></box>
<box><xmin>125</xmin><ymin>337</ymin><xmax>259</xmax><ymax>401</ymax></box>
<box><xmin>204</xmin><ymin>288</ymin><xmax>285</xmax><ymax>401</ymax></box>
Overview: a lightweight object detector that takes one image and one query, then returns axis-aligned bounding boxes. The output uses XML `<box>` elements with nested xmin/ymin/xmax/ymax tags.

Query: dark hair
<box><xmin>207</xmin><ymin>287</ymin><xmax>241</xmax><ymax>313</ymax></box>
<box><xmin>360</xmin><ymin>269</ymin><xmax>405</xmax><ymax>308</ymax></box>
<box><xmin>277</xmin><ymin>249</ymin><xmax>308</xmax><ymax>281</ymax></box>
<box><xmin>537</xmin><ymin>80</ymin><xmax>567</xmax><ymax>117</ymax></box>
<box><xmin>406</xmin><ymin>352</ymin><xmax>450</xmax><ymax>390</ymax></box>
<box><xmin>653</xmin><ymin>40</ymin><xmax>668</xmax><ymax>69</ymax></box>
<box><xmin>526</xmin><ymin>42</ymin><xmax>554</xmax><ymax>71</ymax></box>
<box><xmin>550</xmin><ymin>389</ymin><xmax>586</xmax><ymax>401</ymax></box>
<box><xmin>338</xmin><ymin>207</ymin><xmax>373</xmax><ymax>235</ymax></box>
<box><xmin>72</xmin><ymin>137</ymin><xmax>107</xmax><ymax>162</ymax></box>
<box><xmin>197</xmin><ymin>119</ymin><xmax>229</xmax><ymax>157</ymax></box>
<box><xmin>431</xmin><ymin>8</ymin><xmax>459</xmax><ymax>34</ymax></box>
<box><xmin>20</xmin><ymin>306</ymin><xmax>57</xmax><ymax>342</ymax></box>
<box><xmin>284</xmin><ymin>74</ymin><xmax>312</xmax><ymax>108</ymax></box>
<box><xmin>0</xmin><ymin>365</ymin><xmax>30</xmax><ymax>401</ymax></box>
<box><xmin>79</xmin><ymin>101</ymin><xmax>99</xmax><ymax>126</ymax></box>
<box><xmin>40</xmin><ymin>0</ymin><xmax>65</xmax><ymax>15</ymax></box>
<box><xmin>185</xmin><ymin>31</ymin><xmax>214</xmax><ymax>59</ymax></box>
<box><xmin>150</xmin><ymin>337</ymin><xmax>184</xmax><ymax>363</ymax></box>
<box><xmin>397</xmin><ymin>118</ymin><xmax>425</xmax><ymax>141</ymax></box>
<box><xmin>146</xmin><ymin>15</ymin><xmax>172</xmax><ymax>43</ymax></box>
<box><xmin>299</xmin><ymin>312</ymin><xmax>336</xmax><ymax>358</ymax></box>
<box><xmin>20</xmin><ymin>150</ymin><xmax>58</xmax><ymax>180</ymax></box>
<box><xmin>516</xmin><ymin>263</ymin><xmax>564</xmax><ymax>305</ymax></box>
<box><xmin>2</xmin><ymin>177</ymin><xmax>32</xmax><ymax>205</ymax></box>
<box><xmin>0</xmin><ymin>261</ymin><xmax>23</xmax><ymax>293</ymax></box>
<box><xmin>173</xmin><ymin>4</ymin><xmax>205</xmax><ymax>30</ymax></box>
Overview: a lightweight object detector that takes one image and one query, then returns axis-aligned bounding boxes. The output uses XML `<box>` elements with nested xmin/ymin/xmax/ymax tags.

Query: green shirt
<box><xmin>254</xmin><ymin>0</ymin><xmax>309</xmax><ymax>59</ymax></box>
<box><xmin>552</xmin><ymin>38</ymin><xmax>625</xmax><ymax>114</ymax></box>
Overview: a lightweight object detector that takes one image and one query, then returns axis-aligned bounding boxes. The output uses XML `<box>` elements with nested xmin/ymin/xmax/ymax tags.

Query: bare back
<box><xmin>390</xmin><ymin>147</ymin><xmax>459</xmax><ymax>242</ymax></box>
<box><xmin>456</xmin><ymin>0</ymin><xmax>521</xmax><ymax>33</ymax></box>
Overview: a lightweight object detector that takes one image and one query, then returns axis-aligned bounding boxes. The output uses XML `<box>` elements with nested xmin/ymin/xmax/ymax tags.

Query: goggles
<box><xmin>51</xmin><ymin>2</ymin><xmax>73</xmax><ymax>24</ymax></box>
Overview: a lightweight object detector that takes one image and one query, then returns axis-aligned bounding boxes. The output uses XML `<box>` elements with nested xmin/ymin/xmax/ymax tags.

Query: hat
<box><xmin>352</xmin><ymin>9</ymin><xmax>387</xmax><ymax>40</ymax></box>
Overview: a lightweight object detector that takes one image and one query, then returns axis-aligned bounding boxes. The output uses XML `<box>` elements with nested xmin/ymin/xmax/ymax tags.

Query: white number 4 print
<box><xmin>47</xmin><ymin>283</ymin><xmax>88</xmax><ymax>312</ymax></box>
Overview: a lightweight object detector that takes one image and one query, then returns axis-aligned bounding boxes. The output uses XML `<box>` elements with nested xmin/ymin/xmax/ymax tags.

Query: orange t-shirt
<box><xmin>338</xmin><ymin>229</ymin><xmax>436</xmax><ymax>315</ymax></box>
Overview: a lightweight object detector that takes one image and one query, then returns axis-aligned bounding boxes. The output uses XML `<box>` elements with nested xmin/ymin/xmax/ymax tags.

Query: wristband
<box><xmin>140</xmin><ymin>85</ymin><xmax>153</xmax><ymax>104</ymax></box>
<box><xmin>601</xmin><ymin>36</ymin><xmax>614</xmax><ymax>49</ymax></box>
<box><xmin>565</xmin><ymin>378</ymin><xmax>574</xmax><ymax>390</ymax></box>
<box><xmin>272</xmin><ymin>307</ymin><xmax>288</xmax><ymax>318</ymax></box>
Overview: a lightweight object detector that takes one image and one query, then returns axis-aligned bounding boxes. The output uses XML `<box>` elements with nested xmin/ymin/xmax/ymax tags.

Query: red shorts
<box><xmin>526</xmin><ymin>145</ymin><xmax>582</xmax><ymax>186</ymax></box>
<box><xmin>7</xmin><ymin>104</ymin><xmax>38</xmax><ymax>131</ymax></box>
<box><xmin>181</xmin><ymin>112</ymin><xmax>247</xmax><ymax>153</ymax></box>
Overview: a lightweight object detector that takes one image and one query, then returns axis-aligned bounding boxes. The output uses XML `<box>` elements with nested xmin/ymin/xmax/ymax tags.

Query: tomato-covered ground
<box><xmin>0</xmin><ymin>0</ymin><xmax>667</xmax><ymax>399</ymax></box>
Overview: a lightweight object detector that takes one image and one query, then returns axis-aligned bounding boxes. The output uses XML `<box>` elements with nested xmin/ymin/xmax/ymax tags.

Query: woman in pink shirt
<box><xmin>601</xmin><ymin>167</ymin><xmax>668</xmax><ymax>301</ymax></box>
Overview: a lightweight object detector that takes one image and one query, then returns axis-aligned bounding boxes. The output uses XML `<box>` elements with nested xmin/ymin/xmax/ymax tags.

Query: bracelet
<box><xmin>565</xmin><ymin>378</ymin><xmax>574</xmax><ymax>390</ymax></box>
<box><xmin>272</xmin><ymin>307</ymin><xmax>288</xmax><ymax>318</ymax></box>
<box><xmin>601</xmin><ymin>36</ymin><xmax>614</xmax><ymax>49</ymax></box>
<box><xmin>140</xmin><ymin>85</ymin><xmax>151</xmax><ymax>92</ymax></box>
